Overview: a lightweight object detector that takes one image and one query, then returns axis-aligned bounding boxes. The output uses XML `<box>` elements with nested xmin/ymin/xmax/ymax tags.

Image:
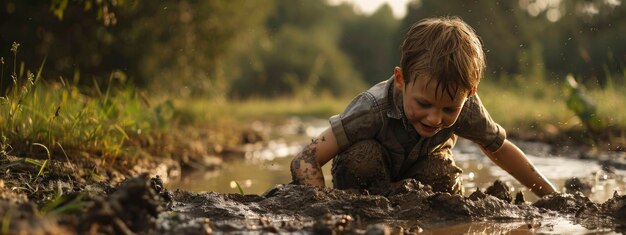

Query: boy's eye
<box><xmin>443</xmin><ymin>108</ymin><xmax>457</xmax><ymax>114</ymax></box>
<box><xmin>417</xmin><ymin>101</ymin><xmax>431</xmax><ymax>107</ymax></box>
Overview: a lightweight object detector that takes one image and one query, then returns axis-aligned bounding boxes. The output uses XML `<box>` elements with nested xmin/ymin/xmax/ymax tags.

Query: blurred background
<box><xmin>1</xmin><ymin>0</ymin><xmax>623</xmax><ymax>95</ymax></box>
<box><xmin>1</xmin><ymin>0</ymin><xmax>625</xmax><ymax>152</ymax></box>
<box><xmin>0</xmin><ymin>0</ymin><xmax>625</xmax><ymax>212</ymax></box>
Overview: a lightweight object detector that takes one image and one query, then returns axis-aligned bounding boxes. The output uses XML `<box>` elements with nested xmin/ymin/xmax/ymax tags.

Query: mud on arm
<box><xmin>480</xmin><ymin>139</ymin><xmax>557</xmax><ymax>197</ymax></box>
<box><xmin>290</xmin><ymin>127</ymin><xmax>339</xmax><ymax>187</ymax></box>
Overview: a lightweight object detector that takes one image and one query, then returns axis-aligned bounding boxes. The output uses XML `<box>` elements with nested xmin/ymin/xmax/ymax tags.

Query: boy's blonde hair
<box><xmin>400</xmin><ymin>16</ymin><xmax>485</xmax><ymax>99</ymax></box>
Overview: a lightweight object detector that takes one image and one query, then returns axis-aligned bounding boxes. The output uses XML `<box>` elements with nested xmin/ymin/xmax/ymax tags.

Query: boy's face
<box><xmin>393</xmin><ymin>67</ymin><xmax>471</xmax><ymax>137</ymax></box>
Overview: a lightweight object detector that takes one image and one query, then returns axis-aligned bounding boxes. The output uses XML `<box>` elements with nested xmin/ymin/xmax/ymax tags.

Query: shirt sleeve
<box><xmin>454</xmin><ymin>94</ymin><xmax>506</xmax><ymax>152</ymax></box>
<box><xmin>329</xmin><ymin>92</ymin><xmax>382</xmax><ymax>152</ymax></box>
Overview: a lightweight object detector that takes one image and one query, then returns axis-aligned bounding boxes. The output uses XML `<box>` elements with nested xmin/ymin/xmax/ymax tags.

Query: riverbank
<box><xmin>1</xmin><ymin>116</ymin><xmax>626</xmax><ymax>233</ymax></box>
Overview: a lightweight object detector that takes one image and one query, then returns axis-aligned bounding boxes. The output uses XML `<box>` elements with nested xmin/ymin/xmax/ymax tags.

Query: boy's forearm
<box><xmin>290</xmin><ymin>142</ymin><xmax>325</xmax><ymax>187</ymax></box>
<box><xmin>482</xmin><ymin>140</ymin><xmax>557</xmax><ymax>197</ymax></box>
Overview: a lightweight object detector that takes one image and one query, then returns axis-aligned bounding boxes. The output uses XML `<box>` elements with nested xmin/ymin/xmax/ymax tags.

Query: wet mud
<box><xmin>161</xmin><ymin>178</ymin><xmax>626</xmax><ymax>234</ymax></box>
<box><xmin>1</xmin><ymin>171</ymin><xmax>626</xmax><ymax>234</ymax></box>
<box><xmin>1</xmin><ymin>120</ymin><xmax>625</xmax><ymax>234</ymax></box>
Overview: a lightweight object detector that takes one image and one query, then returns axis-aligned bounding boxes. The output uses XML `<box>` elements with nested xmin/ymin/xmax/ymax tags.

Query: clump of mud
<box><xmin>77</xmin><ymin>173</ymin><xmax>168</xmax><ymax>234</ymax></box>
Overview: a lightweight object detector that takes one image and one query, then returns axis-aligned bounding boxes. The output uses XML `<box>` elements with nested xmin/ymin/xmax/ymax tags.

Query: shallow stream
<box><xmin>167</xmin><ymin>118</ymin><xmax>626</xmax><ymax>234</ymax></box>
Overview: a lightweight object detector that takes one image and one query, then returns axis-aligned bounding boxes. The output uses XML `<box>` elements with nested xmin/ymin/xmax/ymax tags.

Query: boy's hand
<box><xmin>481</xmin><ymin>140</ymin><xmax>557</xmax><ymax>197</ymax></box>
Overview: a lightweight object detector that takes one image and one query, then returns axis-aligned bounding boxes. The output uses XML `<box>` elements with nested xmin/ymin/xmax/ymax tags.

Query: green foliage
<box><xmin>340</xmin><ymin>4</ymin><xmax>399</xmax><ymax>85</ymax></box>
<box><xmin>231</xmin><ymin>0</ymin><xmax>366</xmax><ymax>98</ymax></box>
<box><xmin>564</xmin><ymin>74</ymin><xmax>603</xmax><ymax>132</ymax></box>
<box><xmin>112</xmin><ymin>1</ymin><xmax>273</xmax><ymax>98</ymax></box>
<box><xmin>399</xmin><ymin>0</ymin><xmax>625</xmax><ymax>85</ymax></box>
<box><xmin>49</xmin><ymin>0</ymin><xmax>128</xmax><ymax>25</ymax></box>
<box><xmin>0</xmin><ymin>0</ymin><xmax>624</xmax><ymax>142</ymax></box>
<box><xmin>0</xmin><ymin>44</ymin><xmax>163</xmax><ymax>164</ymax></box>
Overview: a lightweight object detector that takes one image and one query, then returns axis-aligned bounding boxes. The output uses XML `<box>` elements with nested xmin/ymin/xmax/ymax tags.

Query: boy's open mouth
<box><xmin>420</xmin><ymin>122</ymin><xmax>440</xmax><ymax>133</ymax></box>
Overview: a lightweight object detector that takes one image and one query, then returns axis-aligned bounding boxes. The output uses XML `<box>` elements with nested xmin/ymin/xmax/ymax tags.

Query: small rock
<box><xmin>564</xmin><ymin>177</ymin><xmax>592</xmax><ymax>196</ymax></box>
<box><xmin>485</xmin><ymin>180</ymin><xmax>512</xmax><ymax>203</ymax></box>
<box><xmin>514</xmin><ymin>191</ymin><xmax>526</xmax><ymax>204</ymax></box>
<box><xmin>365</xmin><ymin>223</ymin><xmax>390</xmax><ymax>235</ymax></box>
<box><xmin>468</xmin><ymin>188</ymin><xmax>487</xmax><ymax>201</ymax></box>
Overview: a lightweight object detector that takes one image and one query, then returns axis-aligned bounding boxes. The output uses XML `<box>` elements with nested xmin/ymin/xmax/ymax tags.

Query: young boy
<box><xmin>290</xmin><ymin>16</ymin><xmax>557</xmax><ymax>197</ymax></box>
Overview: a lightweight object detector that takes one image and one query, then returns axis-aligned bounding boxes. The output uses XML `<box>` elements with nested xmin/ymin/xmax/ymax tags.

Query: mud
<box><xmin>1</xmin><ymin>120</ymin><xmax>626</xmax><ymax>234</ymax></box>
<box><xmin>159</xmin><ymin>177</ymin><xmax>626</xmax><ymax>234</ymax></box>
<box><xmin>1</xmin><ymin>171</ymin><xmax>626</xmax><ymax>234</ymax></box>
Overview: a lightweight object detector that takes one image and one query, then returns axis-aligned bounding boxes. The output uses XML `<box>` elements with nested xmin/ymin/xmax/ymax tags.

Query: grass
<box><xmin>171</xmin><ymin>94</ymin><xmax>351</xmax><ymax>125</ymax></box>
<box><xmin>0</xmin><ymin>43</ymin><xmax>163</xmax><ymax>168</ymax></box>
<box><xmin>170</xmin><ymin>73</ymin><xmax>626</xmax><ymax>144</ymax></box>
<box><xmin>234</xmin><ymin>181</ymin><xmax>245</xmax><ymax>195</ymax></box>
<box><xmin>41</xmin><ymin>193</ymin><xmax>92</xmax><ymax>215</ymax></box>
<box><xmin>479</xmin><ymin>73</ymin><xmax>626</xmax><ymax>144</ymax></box>
<box><xmin>479</xmin><ymin>75</ymin><xmax>573</xmax><ymax>132</ymax></box>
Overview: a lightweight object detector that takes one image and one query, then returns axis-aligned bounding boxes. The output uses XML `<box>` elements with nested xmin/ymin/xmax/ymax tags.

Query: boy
<box><xmin>290</xmin><ymin>17</ymin><xmax>556</xmax><ymax>197</ymax></box>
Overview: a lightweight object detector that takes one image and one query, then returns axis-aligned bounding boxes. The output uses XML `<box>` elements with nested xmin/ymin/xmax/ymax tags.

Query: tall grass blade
<box><xmin>235</xmin><ymin>181</ymin><xmax>245</xmax><ymax>195</ymax></box>
<box><xmin>34</xmin><ymin>57</ymin><xmax>46</xmax><ymax>85</ymax></box>
<box><xmin>31</xmin><ymin>143</ymin><xmax>51</xmax><ymax>178</ymax></box>
<box><xmin>32</xmin><ymin>143</ymin><xmax>51</xmax><ymax>160</ymax></box>
<box><xmin>36</xmin><ymin>160</ymin><xmax>48</xmax><ymax>178</ymax></box>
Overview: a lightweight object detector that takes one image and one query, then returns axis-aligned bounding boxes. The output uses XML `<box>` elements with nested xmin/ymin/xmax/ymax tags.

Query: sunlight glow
<box><xmin>327</xmin><ymin>0</ymin><xmax>412</xmax><ymax>18</ymax></box>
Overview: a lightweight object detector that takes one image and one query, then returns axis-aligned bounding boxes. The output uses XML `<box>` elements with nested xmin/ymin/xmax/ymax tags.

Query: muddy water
<box><xmin>166</xmin><ymin>118</ymin><xmax>626</xmax><ymax>233</ymax></box>
<box><xmin>168</xmin><ymin>118</ymin><xmax>626</xmax><ymax>203</ymax></box>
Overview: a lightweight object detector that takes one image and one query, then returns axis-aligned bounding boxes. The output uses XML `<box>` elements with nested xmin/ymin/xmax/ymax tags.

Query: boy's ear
<box><xmin>393</xmin><ymin>67</ymin><xmax>404</xmax><ymax>91</ymax></box>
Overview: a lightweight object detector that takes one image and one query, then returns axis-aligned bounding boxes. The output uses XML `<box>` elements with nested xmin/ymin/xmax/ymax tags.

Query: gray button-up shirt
<box><xmin>329</xmin><ymin>76</ymin><xmax>506</xmax><ymax>180</ymax></box>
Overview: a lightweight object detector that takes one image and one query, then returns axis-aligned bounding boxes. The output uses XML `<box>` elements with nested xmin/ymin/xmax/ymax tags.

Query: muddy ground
<box><xmin>2</xmin><ymin>173</ymin><xmax>626</xmax><ymax>234</ymax></box>
<box><xmin>1</xmin><ymin>123</ymin><xmax>626</xmax><ymax>234</ymax></box>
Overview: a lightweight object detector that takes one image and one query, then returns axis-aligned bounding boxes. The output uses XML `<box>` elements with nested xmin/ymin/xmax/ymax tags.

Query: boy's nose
<box><xmin>426</xmin><ymin>109</ymin><xmax>443</xmax><ymax>126</ymax></box>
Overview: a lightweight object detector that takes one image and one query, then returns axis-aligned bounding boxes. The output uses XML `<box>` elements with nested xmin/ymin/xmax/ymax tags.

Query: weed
<box><xmin>41</xmin><ymin>193</ymin><xmax>92</xmax><ymax>215</ymax></box>
<box><xmin>234</xmin><ymin>181</ymin><xmax>245</xmax><ymax>195</ymax></box>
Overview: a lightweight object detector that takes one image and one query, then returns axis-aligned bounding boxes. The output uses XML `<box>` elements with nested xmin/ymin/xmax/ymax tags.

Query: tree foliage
<box><xmin>230</xmin><ymin>0</ymin><xmax>366</xmax><ymax>98</ymax></box>
<box><xmin>1</xmin><ymin>0</ymin><xmax>624</xmax><ymax>98</ymax></box>
<box><xmin>398</xmin><ymin>0</ymin><xmax>625</xmax><ymax>85</ymax></box>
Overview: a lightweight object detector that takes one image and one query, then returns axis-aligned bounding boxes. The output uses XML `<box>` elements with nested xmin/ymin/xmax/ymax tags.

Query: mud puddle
<box><xmin>168</xmin><ymin>139</ymin><xmax>626</xmax><ymax>203</ymax></box>
<box><xmin>164</xmin><ymin>118</ymin><xmax>626</xmax><ymax>234</ymax></box>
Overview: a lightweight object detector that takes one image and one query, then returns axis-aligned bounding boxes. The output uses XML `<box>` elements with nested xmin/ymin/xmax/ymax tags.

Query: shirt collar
<box><xmin>386</xmin><ymin>75</ymin><xmax>419</xmax><ymax>134</ymax></box>
<box><xmin>386</xmin><ymin>75</ymin><xmax>403</xmax><ymax>120</ymax></box>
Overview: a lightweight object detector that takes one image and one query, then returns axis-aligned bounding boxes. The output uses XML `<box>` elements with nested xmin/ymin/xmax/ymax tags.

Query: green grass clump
<box><xmin>0</xmin><ymin>42</ymin><xmax>164</xmax><ymax>166</ymax></box>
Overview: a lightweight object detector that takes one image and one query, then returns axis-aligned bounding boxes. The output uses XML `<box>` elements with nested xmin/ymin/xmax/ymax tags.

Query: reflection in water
<box><xmin>419</xmin><ymin>218</ymin><xmax>615</xmax><ymax>235</ymax></box>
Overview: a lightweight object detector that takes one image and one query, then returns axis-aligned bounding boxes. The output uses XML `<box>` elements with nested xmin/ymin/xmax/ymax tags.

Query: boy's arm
<box><xmin>290</xmin><ymin>127</ymin><xmax>339</xmax><ymax>187</ymax></box>
<box><xmin>480</xmin><ymin>139</ymin><xmax>557</xmax><ymax>197</ymax></box>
